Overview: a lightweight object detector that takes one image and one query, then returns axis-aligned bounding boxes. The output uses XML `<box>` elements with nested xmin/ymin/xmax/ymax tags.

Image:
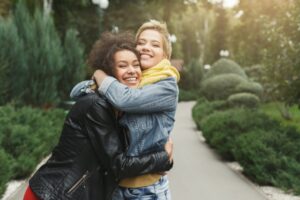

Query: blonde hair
<box><xmin>136</xmin><ymin>20</ymin><xmax>172</xmax><ymax>59</ymax></box>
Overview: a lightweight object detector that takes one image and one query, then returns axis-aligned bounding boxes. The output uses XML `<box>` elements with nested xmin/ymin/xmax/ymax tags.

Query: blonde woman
<box><xmin>71</xmin><ymin>20</ymin><xmax>179</xmax><ymax>199</ymax></box>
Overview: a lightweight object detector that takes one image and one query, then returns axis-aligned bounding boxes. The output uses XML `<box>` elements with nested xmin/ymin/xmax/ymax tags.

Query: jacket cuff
<box><xmin>159</xmin><ymin>151</ymin><xmax>174</xmax><ymax>171</ymax></box>
<box><xmin>98</xmin><ymin>77</ymin><xmax>117</xmax><ymax>95</ymax></box>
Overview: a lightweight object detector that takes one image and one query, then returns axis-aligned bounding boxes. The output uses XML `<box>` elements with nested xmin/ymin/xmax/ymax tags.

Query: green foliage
<box><xmin>199</xmin><ymin>108</ymin><xmax>277</xmax><ymax>160</ymax></box>
<box><xmin>14</xmin><ymin>2</ymin><xmax>64</xmax><ymax>106</ymax></box>
<box><xmin>193</xmin><ymin>98</ymin><xmax>300</xmax><ymax>194</ymax></box>
<box><xmin>206</xmin><ymin>6</ymin><xmax>229</xmax><ymax>64</ymax></box>
<box><xmin>235</xmin><ymin>81</ymin><xmax>263</xmax><ymax>98</ymax></box>
<box><xmin>0</xmin><ymin>2</ymin><xmax>85</xmax><ymax>106</ymax></box>
<box><xmin>204</xmin><ymin>58</ymin><xmax>247</xmax><ymax>79</ymax></box>
<box><xmin>0</xmin><ymin>105</ymin><xmax>65</xmax><ymax>183</ymax></box>
<box><xmin>0</xmin><ymin>17</ymin><xmax>27</xmax><ymax>103</ymax></box>
<box><xmin>261</xmin><ymin>102</ymin><xmax>300</xmax><ymax>132</ymax></box>
<box><xmin>179</xmin><ymin>89</ymin><xmax>201</xmax><ymax>102</ymax></box>
<box><xmin>0</xmin><ymin>57</ymin><xmax>10</xmax><ymax>105</ymax></box>
<box><xmin>179</xmin><ymin>59</ymin><xmax>203</xmax><ymax>91</ymax></box>
<box><xmin>192</xmin><ymin>99</ymin><xmax>227</xmax><ymax>129</ymax></box>
<box><xmin>233</xmin><ymin>128</ymin><xmax>300</xmax><ymax>193</ymax></box>
<box><xmin>229</xmin><ymin>1</ymin><xmax>300</xmax><ymax>106</ymax></box>
<box><xmin>0</xmin><ymin>0</ymin><xmax>11</xmax><ymax>17</ymax></box>
<box><xmin>227</xmin><ymin>92</ymin><xmax>260</xmax><ymax>108</ymax></box>
<box><xmin>58</xmin><ymin>29</ymin><xmax>85</xmax><ymax>100</ymax></box>
<box><xmin>201</xmin><ymin>73</ymin><xmax>247</xmax><ymax>100</ymax></box>
<box><xmin>0</xmin><ymin>148</ymin><xmax>12</xmax><ymax>196</ymax></box>
<box><xmin>201</xmin><ymin>58</ymin><xmax>263</xmax><ymax>105</ymax></box>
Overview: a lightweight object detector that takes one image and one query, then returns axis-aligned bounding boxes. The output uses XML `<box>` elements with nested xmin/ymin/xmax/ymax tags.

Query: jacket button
<box><xmin>104</xmin><ymin>171</ymin><xmax>108</xmax><ymax>175</ymax></box>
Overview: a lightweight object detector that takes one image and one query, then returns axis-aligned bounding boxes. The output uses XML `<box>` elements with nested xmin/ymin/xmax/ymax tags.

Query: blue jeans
<box><xmin>112</xmin><ymin>176</ymin><xmax>171</xmax><ymax>200</ymax></box>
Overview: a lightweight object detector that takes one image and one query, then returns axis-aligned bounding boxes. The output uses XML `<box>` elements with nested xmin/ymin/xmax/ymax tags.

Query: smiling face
<box><xmin>113</xmin><ymin>50</ymin><xmax>142</xmax><ymax>88</ymax></box>
<box><xmin>136</xmin><ymin>29</ymin><xmax>166</xmax><ymax>70</ymax></box>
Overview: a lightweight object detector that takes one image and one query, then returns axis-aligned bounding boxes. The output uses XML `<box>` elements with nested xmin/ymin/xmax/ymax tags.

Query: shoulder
<box><xmin>156</xmin><ymin>77</ymin><xmax>178</xmax><ymax>86</ymax></box>
<box><xmin>155</xmin><ymin>77</ymin><xmax>179</xmax><ymax>93</ymax></box>
<box><xmin>71</xmin><ymin>93</ymin><xmax>111</xmax><ymax>114</ymax></box>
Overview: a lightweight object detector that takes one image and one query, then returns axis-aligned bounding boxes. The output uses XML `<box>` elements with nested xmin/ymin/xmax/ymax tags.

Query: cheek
<box><xmin>113</xmin><ymin>69</ymin><xmax>123</xmax><ymax>82</ymax></box>
<box><xmin>136</xmin><ymin>45</ymin><xmax>142</xmax><ymax>52</ymax></box>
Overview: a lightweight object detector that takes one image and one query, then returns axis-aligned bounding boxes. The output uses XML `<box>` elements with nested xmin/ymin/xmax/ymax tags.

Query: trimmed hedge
<box><xmin>204</xmin><ymin>58</ymin><xmax>247</xmax><ymax>79</ymax></box>
<box><xmin>233</xmin><ymin>128</ymin><xmax>300</xmax><ymax>193</ymax></box>
<box><xmin>227</xmin><ymin>92</ymin><xmax>260</xmax><ymax>108</ymax></box>
<box><xmin>192</xmin><ymin>99</ymin><xmax>227</xmax><ymax>129</ymax></box>
<box><xmin>0</xmin><ymin>105</ymin><xmax>66</xmax><ymax>197</ymax></box>
<box><xmin>235</xmin><ymin>81</ymin><xmax>263</xmax><ymax>97</ymax></box>
<box><xmin>179</xmin><ymin>89</ymin><xmax>201</xmax><ymax>102</ymax></box>
<box><xmin>201</xmin><ymin>74</ymin><xmax>247</xmax><ymax>100</ymax></box>
<box><xmin>192</xmin><ymin>99</ymin><xmax>300</xmax><ymax>194</ymax></box>
<box><xmin>199</xmin><ymin>108</ymin><xmax>277</xmax><ymax>160</ymax></box>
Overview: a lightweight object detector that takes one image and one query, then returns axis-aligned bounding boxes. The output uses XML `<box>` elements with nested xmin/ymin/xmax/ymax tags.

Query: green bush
<box><xmin>192</xmin><ymin>99</ymin><xmax>227</xmax><ymax>129</ymax></box>
<box><xmin>227</xmin><ymin>92</ymin><xmax>260</xmax><ymax>108</ymax></box>
<box><xmin>0</xmin><ymin>105</ymin><xmax>65</xmax><ymax>183</ymax></box>
<box><xmin>204</xmin><ymin>58</ymin><xmax>247</xmax><ymax>79</ymax></box>
<box><xmin>0</xmin><ymin>17</ymin><xmax>26</xmax><ymax>104</ymax></box>
<box><xmin>199</xmin><ymin>108</ymin><xmax>278</xmax><ymax>160</ymax></box>
<box><xmin>0</xmin><ymin>148</ymin><xmax>12</xmax><ymax>196</ymax></box>
<box><xmin>58</xmin><ymin>29</ymin><xmax>85</xmax><ymax>100</ymax></box>
<box><xmin>233</xmin><ymin>129</ymin><xmax>300</xmax><ymax>193</ymax></box>
<box><xmin>179</xmin><ymin>59</ymin><xmax>203</xmax><ymax>91</ymax></box>
<box><xmin>201</xmin><ymin>74</ymin><xmax>247</xmax><ymax>100</ymax></box>
<box><xmin>179</xmin><ymin>89</ymin><xmax>201</xmax><ymax>102</ymax></box>
<box><xmin>235</xmin><ymin>81</ymin><xmax>263</xmax><ymax>97</ymax></box>
<box><xmin>0</xmin><ymin>2</ymin><xmax>85</xmax><ymax>107</ymax></box>
<box><xmin>0</xmin><ymin>57</ymin><xmax>10</xmax><ymax>105</ymax></box>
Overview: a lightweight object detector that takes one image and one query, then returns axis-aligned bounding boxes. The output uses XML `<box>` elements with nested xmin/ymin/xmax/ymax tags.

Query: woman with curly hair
<box><xmin>23</xmin><ymin>31</ymin><xmax>173</xmax><ymax>200</ymax></box>
<box><xmin>71</xmin><ymin>20</ymin><xmax>179</xmax><ymax>200</ymax></box>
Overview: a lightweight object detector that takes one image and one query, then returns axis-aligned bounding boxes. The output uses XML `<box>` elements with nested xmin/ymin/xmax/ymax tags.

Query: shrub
<box><xmin>235</xmin><ymin>81</ymin><xmax>263</xmax><ymax>97</ymax></box>
<box><xmin>0</xmin><ymin>105</ymin><xmax>65</xmax><ymax>180</ymax></box>
<box><xmin>233</xmin><ymin>129</ymin><xmax>300</xmax><ymax>193</ymax></box>
<box><xmin>0</xmin><ymin>57</ymin><xmax>10</xmax><ymax>105</ymax></box>
<box><xmin>192</xmin><ymin>99</ymin><xmax>227</xmax><ymax>129</ymax></box>
<box><xmin>0</xmin><ymin>148</ymin><xmax>12</xmax><ymax>196</ymax></box>
<box><xmin>179</xmin><ymin>89</ymin><xmax>200</xmax><ymax>102</ymax></box>
<box><xmin>227</xmin><ymin>92</ymin><xmax>260</xmax><ymax>108</ymax></box>
<box><xmin>204</xmin><ymin>58</ymin><xmax>247</xmax><ymax>79</ymax></box>
<box><xmin>0</xmin><ymin>2</ymin><xmax>85</xmax><ymax>107</ymax></box>
<box><xmin>179</xmin><ymin>59</ymin><xmax>203</xmax><ymax>91</ymax></box>
<box><xmin>200</xmin><ymin>108</ymin><xmax>278</xmax><ymax>160</ymax></box>
<box><xmin>201</xmin><ymin>74</ymin><xmax>247</xmax><ymax>100</ymax></box>
<box><xmin>0</xmin><ymin>17</ymin><xmax>26</xmax><ymax>104</ymax></box>
<box><xmin>58</xmin><ymin>29</ymin><xmax>85</xmax><ymax>101</ymax></box>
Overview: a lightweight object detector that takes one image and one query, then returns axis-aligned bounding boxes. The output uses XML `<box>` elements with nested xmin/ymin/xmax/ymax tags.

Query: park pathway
<box><xmin>168</xmin><ymin>101</ymin><xmax>267</xmax><ymax>200</ymax></box>
<box><xmin>5</xmin><ymin>101</ymin><xmax>267</xmax><ymax>200</ymax></box>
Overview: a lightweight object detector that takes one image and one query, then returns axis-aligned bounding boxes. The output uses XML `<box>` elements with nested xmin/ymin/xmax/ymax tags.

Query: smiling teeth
<box><xmin>126</xmin><ymin>78</ymin><xmax>136</xmax><ymax>81</ymax></box>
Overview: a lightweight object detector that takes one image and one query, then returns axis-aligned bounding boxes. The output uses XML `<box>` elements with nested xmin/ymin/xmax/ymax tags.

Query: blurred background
<box><xmin>1</xmin><ymin>0</ymin><xmax>300</xmax><ymax>198</ymax></box>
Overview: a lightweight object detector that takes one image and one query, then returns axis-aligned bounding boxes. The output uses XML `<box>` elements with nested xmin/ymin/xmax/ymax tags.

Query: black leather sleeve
<box><xmin>84</xmin><ymin>98</ymin><xmax>172</xmax><ymax>181</ymax></box>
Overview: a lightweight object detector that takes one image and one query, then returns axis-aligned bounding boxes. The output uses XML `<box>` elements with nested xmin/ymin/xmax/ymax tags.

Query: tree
<box><xmin>58</xmin><ymin>29</ymin><xmax>85</xmax><ymax>100</ymax></box>
<box><xmin>207</xmin><ymin>4</ymin><xmax>229</xmax><ymax>64</ymax></box>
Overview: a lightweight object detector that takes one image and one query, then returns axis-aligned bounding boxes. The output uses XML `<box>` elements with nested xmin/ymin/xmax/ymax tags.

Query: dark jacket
<box><xmin>29</xmin><ymin>93</ymin><xmax>172</xmax><ymax>200</ymax></box>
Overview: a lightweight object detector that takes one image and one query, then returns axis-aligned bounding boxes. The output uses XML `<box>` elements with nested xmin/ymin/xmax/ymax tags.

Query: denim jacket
<box><xmin>70</xmin><ymin>77</ymin><xmax>178</xmax><ymax>156</ymax></box>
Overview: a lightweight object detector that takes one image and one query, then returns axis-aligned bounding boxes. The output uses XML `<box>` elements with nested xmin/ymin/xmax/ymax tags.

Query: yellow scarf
<box><xmin>139</xmin><ymin>59</ymin><xmax>180</xmax><ymax>87</ymax></box>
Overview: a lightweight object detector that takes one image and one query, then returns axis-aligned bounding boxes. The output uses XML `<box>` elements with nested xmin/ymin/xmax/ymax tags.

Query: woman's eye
<box><xmin>119</xmin><ymin>65</ymin><xmax>127</xmax><ymax>68</ymax></box>
<box><xmin>137</xmin><ymin>41</ymin><xmax>145</xmax><ymax>45</ymax></box>
<box><xmin>134</xmin><ymin>64</ymin><xmax>140</xmax><ymax>68</ymax></box>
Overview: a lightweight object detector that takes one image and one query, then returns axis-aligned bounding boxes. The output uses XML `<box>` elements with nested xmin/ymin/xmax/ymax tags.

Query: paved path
<box><xmin>5</xmin><ymin>101</ymin><xmax>267</xmax><ymax>200</ymax></box>
<box><xmin>168</xmin><ymin>101</ymin><xmax>267</xmax><ymax>200</ymax></box>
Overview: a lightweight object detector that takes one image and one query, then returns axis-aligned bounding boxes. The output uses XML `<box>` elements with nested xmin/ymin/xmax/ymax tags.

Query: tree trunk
<box><xmin>43</xmin><ymin>0</ymin><xmax>52</xmax><ymax>16</ymax></box>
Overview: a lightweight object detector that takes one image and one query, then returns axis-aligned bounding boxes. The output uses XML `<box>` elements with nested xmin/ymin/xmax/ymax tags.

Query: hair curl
<box><xmin>88</xmin><ymin>31</ymin><xmax>140</xmax><ymax>76</ymax></box>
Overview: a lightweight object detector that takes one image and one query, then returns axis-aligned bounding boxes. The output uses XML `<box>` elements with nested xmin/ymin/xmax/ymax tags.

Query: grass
<box><xmin>260</xmin><ymin>102</ymin><xmax>300</xmax><ymax>131</ymax></box>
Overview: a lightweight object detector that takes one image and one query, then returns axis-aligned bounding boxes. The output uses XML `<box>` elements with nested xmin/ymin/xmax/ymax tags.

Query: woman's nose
<box><xmin>141</xmin><ymin>43</ymin><xmax>150</xmax><ymax>52</ymax></box>
<box><xmin>127</xmin><ymin>66</ymin><xmax>135</xmax><ymax>74</ymax></box>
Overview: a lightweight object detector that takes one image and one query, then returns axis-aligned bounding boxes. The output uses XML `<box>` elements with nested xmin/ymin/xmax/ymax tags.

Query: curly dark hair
<box><xmin>87</xmin><ymin>31</ymin><xmax>140</xmax><ymax>76</ymax></box>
